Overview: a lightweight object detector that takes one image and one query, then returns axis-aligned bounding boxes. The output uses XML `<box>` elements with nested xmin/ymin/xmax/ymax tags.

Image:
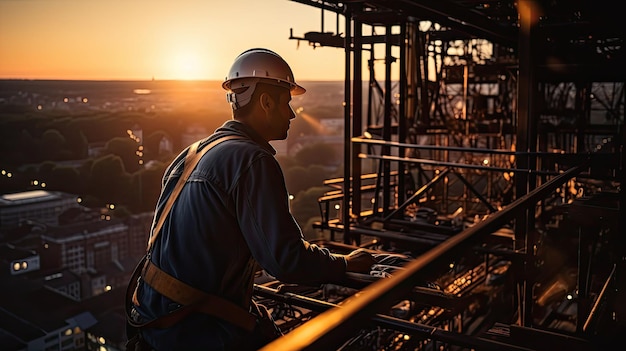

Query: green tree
<box><xmin>19</xmin><ymin>129</ymin><xmax>40</xmax><ymax>163</ymax></box>
<box><xmin>38</xmin><ymin>161</ymin><xmax>57</xmax><ymax>181</ymax></box>
<box><xmin>105</xmin><ymin>137</ymin><xmax>142</xmax><ymax>173</ymax></box>
<box><xmin>284</xmin><ymin>165</ymin><xmax>308</xmax><ymax>194</ymax></box>
<box><xmin>88</xmin><ymin>154</ymin><xmax>130</xmax><ymax>205</ymax></box>
<box><xmin>48</xmin><ymin>166</ymin><xmax>82</xmax><ymax>194</ymax></box>
<box><xmin>145</xmin><ymin>130</ymin><xmax>174</xmax><ymax>163</ymax></box>
<box><xmin>284</xmin><ymin>164</ymin><xmax>329</xmax><ymax>195</ymax></box>
<box><xmin>276</xmin><ymin>154</ymin><xmax>298</xmax><ymax>169</ymax></box>
<box><xmin>79</xmin><ymin>159</ymin><xmax>94</xmax><ymax>183</ymax></box>
<box><xmin>294</xmin><ymin>142</ymin><xmax>339</xmax><ymax>167</ymax></box>
<box><xmin>302</xmin><ymin>217</ymin><xmax>326</xmax><ymax>241</ymax></box>
<box><xmin>306</xmin><ymin>164</ymin><xmax>329</xmax><ymax>187</ymax></box>
<box><xmin>130</xmin><ymin>162</ymin><xmax>167</xmax><ymax>212</ymax></box>
<box><xmin>41</xmin><ymin>129</ymin><xmax>66</xmax><ymax>160</ymax></box>
<box><xmin>290</xmin><ymin>186</ymin><xmax>327</xmax><ymax>234</ymax></box>
<box><xmin>63</xmin><ymin>123</ymin><xmax>89</xmax><ymax>159</ymax></box>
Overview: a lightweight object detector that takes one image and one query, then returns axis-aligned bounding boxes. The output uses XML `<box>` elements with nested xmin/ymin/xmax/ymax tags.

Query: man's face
<box><xmin>267</xmin><ymin>89</ymin><xmax>296</xmax><ymax>141</ymax></box>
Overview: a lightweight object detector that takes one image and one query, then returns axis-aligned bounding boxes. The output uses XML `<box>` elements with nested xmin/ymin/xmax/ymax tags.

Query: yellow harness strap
<box><xmin>142</xmin><ymin>260</ymin><xmax>256</xmax><ymax>331</ymax></box>
<box><xmin>129</xmin><ymin>135</ymin><xmax>255</xmax><ymax>331</ymax></box>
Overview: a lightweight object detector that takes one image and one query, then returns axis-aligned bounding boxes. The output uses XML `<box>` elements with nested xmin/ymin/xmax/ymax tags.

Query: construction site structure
<box><xmin>253</xmin><ymin>1</ymin><xmax>624</xmax><ymax>350</ymax></box>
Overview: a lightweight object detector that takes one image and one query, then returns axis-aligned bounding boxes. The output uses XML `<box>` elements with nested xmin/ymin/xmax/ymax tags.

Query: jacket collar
<box><xmin>214</xmin><ymin>120</ymin><xmax>276</xmax><ymax>155</ymax></box>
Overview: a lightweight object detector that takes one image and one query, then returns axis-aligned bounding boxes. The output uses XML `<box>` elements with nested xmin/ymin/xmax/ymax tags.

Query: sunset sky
<box><xmin>0</xmin><ymin>0</ymin><xmax>353</xmax><ymax>81</ymax></box>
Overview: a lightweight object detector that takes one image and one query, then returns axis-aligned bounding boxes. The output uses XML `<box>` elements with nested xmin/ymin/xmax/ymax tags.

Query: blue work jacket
<box><xmin>134</xmin><ymin>120</ymin><xmax>347</xmax><ymax>350</ymax></box>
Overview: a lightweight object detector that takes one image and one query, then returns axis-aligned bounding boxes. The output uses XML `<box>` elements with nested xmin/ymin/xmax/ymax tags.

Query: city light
<box><xmin>31</xmin><ymin>180</ymin><xmax>46</xmax><ymax>188</ymax></box>
<box><xmin>288</xmin><ymin>194</ymin><xmax>294</xmax><ymax>211</ymax></box>
<box><xmin>128</xmin><ymin>128</ymin><xmax>144</xmax><ymax>166</ymax></box>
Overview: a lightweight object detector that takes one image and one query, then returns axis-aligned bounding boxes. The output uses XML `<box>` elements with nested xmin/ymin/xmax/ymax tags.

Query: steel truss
<box><xmin>257</xmin><ymin>1</ymin><xmax>625</xmax><ymax>350</ymax></box>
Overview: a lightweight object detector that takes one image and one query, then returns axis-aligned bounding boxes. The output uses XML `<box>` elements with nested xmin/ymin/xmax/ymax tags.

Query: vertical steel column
<box><xmin>516</xmin><ymin>0</ymin><xmax>539</xmax><ymax>327</ymax></box>
<box><xmin>382</xmin><ymin>25</ymin><xmax>393</xmax><ymax>215</ymax></box>
<box><xmin>342</xmin><ymin>5</ymin><xmax>353</xmax><ymax>244</ymax></box>
<box><xmin>418</xmin><ymin>30</ymin><xmax>429</xmax><ymax>127</ymax></box>
<box><xmin>398</xmin><ymin>20</ymin><xmax>407</xmax><ymax>205</ymax></box>
<box><xmin>352</xmin><ymin>10</ymin><xmax>363</xmax><ymax>236</ymax></box>
<box><xmin>617</xmin><ymin>120</ymin><xmax>626</xmax><ymax>330</ymax></box>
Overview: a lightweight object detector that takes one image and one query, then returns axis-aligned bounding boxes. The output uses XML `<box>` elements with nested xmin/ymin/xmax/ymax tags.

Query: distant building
<box><xmin>0</xmin><ymin>191</ymin><xmax>153</xmax><ymax>351</ymax></box>
<box><xmin>0</xmin><ymin>190</ymin><xmax>81</xmax><ymax>233</ymax></box>
<box><xmin>41</xmin><ymin>269</ymin><xmax>82</xmax><ymax>301</ymax></box>
<box><xmin>158</xmin><ymin>135</ymin><xmax>174</xmax><ymax>155</ymax></box>
<box><xmin>0</xmin><ymin>271</ymin><xmax>107</xmax><ymax>351</ymax></box>
<box><xmin>125</xmin><ymin>212</ymin><xmax>153</xmax><ymax>259</ymax></box>
<box><xmin>1</xmin><ymin>190</ymin><xmax>152</xmax><ymax>291</ymax></box>
<box><xmin>41</xmin><ymin>219</ymin><xmax>129</xmax><ymax>275</ymax></box>
<box><xmin>87</xmin><ymin>141</ymin><xmax>107</xmax><ymax>158</ymax></box>
<box><xmin>0</xmin><ymin>243</ymin><xmax>40</xmax><ymax>276</ymax></box>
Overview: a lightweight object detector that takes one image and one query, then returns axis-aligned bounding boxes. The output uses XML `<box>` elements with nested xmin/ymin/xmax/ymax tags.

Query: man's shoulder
<box><xmin>206</xmin><ymin>132</ymin><xmax>273</xmax><ymax>155</ymax></box>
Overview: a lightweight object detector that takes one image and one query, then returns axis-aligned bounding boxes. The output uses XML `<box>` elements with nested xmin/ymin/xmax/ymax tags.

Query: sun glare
<box><xmin>170</xmin><ymin>51</ymin><xmax>205</xmax><ymax>80</ymax></box>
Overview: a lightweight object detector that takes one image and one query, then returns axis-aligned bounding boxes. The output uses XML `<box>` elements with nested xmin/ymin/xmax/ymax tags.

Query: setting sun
<box><xmin>0</xmin><ymin>0</ymin><xmax>347</xmax><ymax>81</ymax></box>
<box><xmin>169</xmin><ymin>51</ymin><xmax>205</xmax><ymax>80</ymax></box>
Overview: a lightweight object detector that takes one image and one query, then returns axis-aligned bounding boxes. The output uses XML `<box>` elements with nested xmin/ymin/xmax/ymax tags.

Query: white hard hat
<box><xmin>222</xmin><ymin>48</ymin><xmax>306</xmax><ymax>109</ymax></box>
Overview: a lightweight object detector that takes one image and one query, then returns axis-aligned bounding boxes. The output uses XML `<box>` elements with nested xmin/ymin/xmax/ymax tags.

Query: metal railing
<box><xmin>260</xmin><ymin>161</ymin><xmax>591</xmax><ymax>351</ymax></box>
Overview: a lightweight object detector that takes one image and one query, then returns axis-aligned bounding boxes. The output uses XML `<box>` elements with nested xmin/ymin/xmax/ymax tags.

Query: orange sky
<box><xmin>0</xmin><ymin>0</ymin><xmax>353</xmax><ymax>81</ymax></box>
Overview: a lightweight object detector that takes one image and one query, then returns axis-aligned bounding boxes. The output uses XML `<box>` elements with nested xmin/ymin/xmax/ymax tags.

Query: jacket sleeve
<box><xmin>234</xmin><ymin>153</ymin><xmax>347</xmax><ymax>285</ymax></box>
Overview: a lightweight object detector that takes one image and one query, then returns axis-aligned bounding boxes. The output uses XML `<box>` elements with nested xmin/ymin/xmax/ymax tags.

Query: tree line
<box><xmin>0</xmin><ymin>106</ymin><xmax>341</xmax><ymax>239</ymax></box>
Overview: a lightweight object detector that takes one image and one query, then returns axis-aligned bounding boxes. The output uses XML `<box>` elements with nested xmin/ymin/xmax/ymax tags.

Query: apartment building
<box><xmin>0</xmin><ymin>190</ymin><xmax>153</xmax><ymax>350</ymax></box>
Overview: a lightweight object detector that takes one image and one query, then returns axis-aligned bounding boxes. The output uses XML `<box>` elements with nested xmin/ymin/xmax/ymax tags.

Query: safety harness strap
<box><xmin>141</xmin><ymin>260</ymin><xmax>256</xmax><ymax>331</ymax></box>
<box><xmin>127</xmin><ymin>135</ymin><xmax>255</xmax><ymax>332</ymax></box>
<box><xmin>147</xmin><ymin>135</ymin><xmax>243</xmax><ymax>251</ymax></box>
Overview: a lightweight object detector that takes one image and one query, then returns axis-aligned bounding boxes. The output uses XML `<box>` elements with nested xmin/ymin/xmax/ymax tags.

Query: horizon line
<box><xmin>0</xmin><ymin>78</ymin><xmax>346</xmax><ymax>83</ymax></box>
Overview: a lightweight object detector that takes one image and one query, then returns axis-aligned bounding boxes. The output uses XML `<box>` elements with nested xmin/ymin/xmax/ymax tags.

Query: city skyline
<box><xmin>0</xmin><ymin>0</ymin><xmax>353</xmax><ymax>82</ymax></box>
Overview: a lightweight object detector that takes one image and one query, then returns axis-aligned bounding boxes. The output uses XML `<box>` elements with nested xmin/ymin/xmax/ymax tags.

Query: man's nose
<box><xmin>289</xmin><ymin>105</ymin><xmax>296</xmax><ymax>120</ymax></box>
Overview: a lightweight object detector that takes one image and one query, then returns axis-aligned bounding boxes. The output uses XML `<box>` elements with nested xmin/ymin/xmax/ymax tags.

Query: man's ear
<box><xmin>259</xmin><ymin>92</ymin><xmax>272</xmax><ymax>112</ymax></box>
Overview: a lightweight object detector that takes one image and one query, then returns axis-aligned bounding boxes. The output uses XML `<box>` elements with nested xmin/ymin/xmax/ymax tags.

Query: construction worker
<box><xmin>127</xmin><ymin>48</ymin><xmax>377</xmax><ymax>351</ymax></box>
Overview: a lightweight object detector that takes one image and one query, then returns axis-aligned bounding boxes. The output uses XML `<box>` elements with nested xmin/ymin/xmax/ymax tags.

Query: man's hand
<box><xmin>345</xmin><ymin>249</ymin><xmax>377</xmax><ymax>273</ymax></box>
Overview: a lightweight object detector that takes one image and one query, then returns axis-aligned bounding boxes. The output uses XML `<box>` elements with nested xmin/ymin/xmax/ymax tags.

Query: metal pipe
<box><xmin>360</xmin><ymin>152</ymin><xmax>567</xmax><ymax>175</ymax></box>
<box><xmin>583</xmin><ymin>263</ymin><xmax>616</xmax><ymax>332</ymax></box>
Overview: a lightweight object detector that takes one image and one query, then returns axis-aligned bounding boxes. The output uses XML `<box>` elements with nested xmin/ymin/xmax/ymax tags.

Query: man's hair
<box><xmin>232</xmin><ymin>82</ymin><xmax>288</xmax><ymax>118</ymax></box>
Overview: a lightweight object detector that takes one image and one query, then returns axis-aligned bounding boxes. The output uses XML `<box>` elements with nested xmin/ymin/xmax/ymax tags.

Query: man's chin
<box><xmin>271</xmin><ymin>134</ymin><xmax>288</xmax><ymax>141</ymax></box>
